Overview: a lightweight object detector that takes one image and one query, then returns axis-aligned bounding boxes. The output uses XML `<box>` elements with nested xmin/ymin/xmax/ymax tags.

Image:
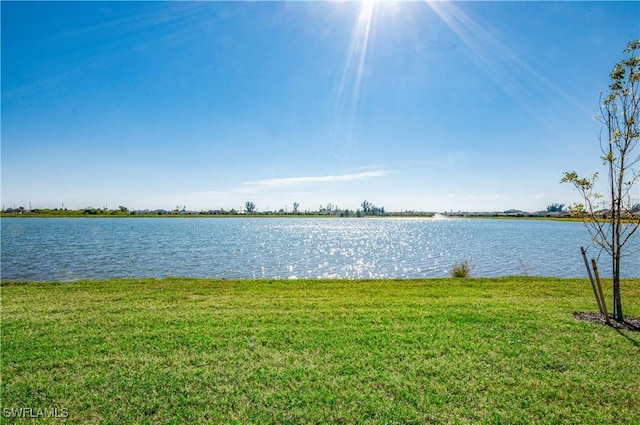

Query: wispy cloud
<box><xmin>244</xmin><ymin>171</ymin><xmax>391</xmax><ymax>188</ymax></box>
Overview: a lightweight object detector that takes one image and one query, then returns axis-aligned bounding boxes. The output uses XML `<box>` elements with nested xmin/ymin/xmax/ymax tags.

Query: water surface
<box><xmin>1</xmin><ymin>217</ymin><xmax>638</xmax><ymax>281</ymax></box>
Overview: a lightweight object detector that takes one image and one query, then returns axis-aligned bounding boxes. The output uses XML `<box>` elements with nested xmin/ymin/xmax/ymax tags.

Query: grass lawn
<box><xmin>1</xmin><ymin>277</ymin><xmax>639</xmax><ymax>424</ymax></box>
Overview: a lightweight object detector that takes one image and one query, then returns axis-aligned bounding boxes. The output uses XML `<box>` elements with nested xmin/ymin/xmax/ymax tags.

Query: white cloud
<box><xmin>174</xmin><ymin>170</ymin><xmax>392</xmax><ymax>210</ymax></box>
<box><xmin>243</xmin><ymin>171</ymin><xmax>391</xmax><ymax>188</ymax></box>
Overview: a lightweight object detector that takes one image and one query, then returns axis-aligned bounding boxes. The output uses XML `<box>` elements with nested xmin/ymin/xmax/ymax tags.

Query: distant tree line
<box><xmin>239</xmin><ymin>200</ymin><xmax>389</xmax><ymax>217</ymax></box>
<box><xmin>1</xmin><ymin>200</ymin><xmax>400</xmax><ymax>218</ymax></box>
<box><xmin>7</xmin><ymin>201</ymin><xmax>615</xmax><ymax>218</ymax></box>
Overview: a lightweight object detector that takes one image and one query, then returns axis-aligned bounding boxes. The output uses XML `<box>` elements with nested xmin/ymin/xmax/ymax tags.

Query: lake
<box><xmin>1</xmin><ymin>217</ymin><xmax>638</xmax><ymax>281</ymax></box>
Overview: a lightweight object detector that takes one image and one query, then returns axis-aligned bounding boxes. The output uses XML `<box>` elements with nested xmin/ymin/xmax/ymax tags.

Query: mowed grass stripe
<box><xmin>1</xmin><ymin>277</ymin><xmax>639</xmax><ymax>424</ymax></box>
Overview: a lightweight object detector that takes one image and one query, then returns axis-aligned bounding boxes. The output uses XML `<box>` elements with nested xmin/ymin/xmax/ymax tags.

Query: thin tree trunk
<box><xmin>613</xmin><ymin>249</ymin><xmax>623</xmax><ymax>320</ymax></box>
<box><xmin>609</xmin><ymin>109</ymin><xmax>625</xmax><ymax>321</ymax></box>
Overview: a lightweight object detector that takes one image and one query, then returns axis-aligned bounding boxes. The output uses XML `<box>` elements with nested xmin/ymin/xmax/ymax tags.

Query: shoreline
<box><xmin>0</xmin><ymin>212</ymin><xmax>583</xmax><ymax>222</ymax></box>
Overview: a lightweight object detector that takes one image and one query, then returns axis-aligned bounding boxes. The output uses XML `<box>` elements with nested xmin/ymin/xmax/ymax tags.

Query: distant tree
<box><xmin>245</xmin><ymin>201</ymin><xmax>256</xmax><ymax>214</ymax></box>
<box><xmin>546</xmin><ymin>203</ymin><xmax>565</xmax><ymax>213</ymax></box>
<box><xmin>292</xmin><ymin>202</ymin><xmax>299</xmax><ymax>213</ymax></box>
<box><xmin>118</xmin><ymin>205</ymin><xmax>129</xmax><ymax>213</ymax></box>
<box><xmin>562</xmin><ymin>39</ymin><xmax>640</xmax><ymax>321</ymax></box>
<box><xmin>361</xmin><ymin>200</ymin><xmax>371</xmax><ymax>215</ymax></box>
<box><xmin>360</xmin><ymin>200</ymin><xmax>385</xmax><ymax>216</ymax></box>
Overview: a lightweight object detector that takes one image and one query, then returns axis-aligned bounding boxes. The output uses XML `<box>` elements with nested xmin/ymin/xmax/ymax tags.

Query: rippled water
<box><xmin>1</xmin><ymin>217</ymin><xmax>638</xmax><ymax>281</ymax></box>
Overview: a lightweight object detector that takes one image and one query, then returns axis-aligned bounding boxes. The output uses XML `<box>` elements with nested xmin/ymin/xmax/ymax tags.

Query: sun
<box><xmin>333</xmin><ymin>0</ymin><xmax>403</xmax><ymax>140</ymax></box>
<box><xmin>335</xmin><ymin>1</ymin><xmax>379</xmax><ymax>109</ymax></box>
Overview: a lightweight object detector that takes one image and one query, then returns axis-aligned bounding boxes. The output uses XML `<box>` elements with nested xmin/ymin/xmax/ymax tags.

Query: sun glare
<box><xmin>330</xmin><ymin>0</ymin><xmax>408</xmax><ymax>156</ymax></box>
<box><xmin>334</xmin><ymin>1</ymin><xmax>375</xmax><ymax>135</ymax></box>
<box><xmin>425</xmin><ymin>1</ymin><xmax>587</xmax><ymax>138</ymax></box>
<box><xmin>335</xmin><ymin>0</ymin><xmax>589</xmax><ymax>145</ymax></box>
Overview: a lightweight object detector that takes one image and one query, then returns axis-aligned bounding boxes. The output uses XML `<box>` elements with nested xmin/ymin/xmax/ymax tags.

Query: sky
<box><xmin>2</xmin><ymin>1</ymin><xmax>639</xmax><ymax>213</ymax></box>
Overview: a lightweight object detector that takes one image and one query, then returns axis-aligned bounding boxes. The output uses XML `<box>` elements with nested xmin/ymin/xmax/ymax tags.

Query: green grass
<box><xmin>2</xmin><ymin>277</ymin><xmax>639</xmax><ymax>424</ymax></box>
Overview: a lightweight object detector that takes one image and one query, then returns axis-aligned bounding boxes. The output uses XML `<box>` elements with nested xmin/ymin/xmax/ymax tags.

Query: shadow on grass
<box><xmin>613</xmin><ymin>328</ymin><xmax>640</xmax><ymax>347</ymax></box>
<box><xmin>574</xmin><ymin>311</ymin><xmax>640</xmax><ymax>346</ymax></box>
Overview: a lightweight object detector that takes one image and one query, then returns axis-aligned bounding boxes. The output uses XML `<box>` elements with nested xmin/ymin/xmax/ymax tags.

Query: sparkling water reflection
<box><xmin>1</xmin><ymin>217</ymin><xmax>638</xmax><ymax>281</ymax></box>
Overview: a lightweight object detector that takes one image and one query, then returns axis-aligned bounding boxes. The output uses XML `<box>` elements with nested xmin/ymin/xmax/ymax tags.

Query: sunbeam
<box><xmin>332</xmin><ymin>0</ymin><xmax>591</xmax><ymax>151</ymax></box>
<box><xmin>333</xmin><ymin>1</ymin><xmax>377</xmax><ymax>140</ymax></box>
<box><xmin>425</xmin><ymin>1</ymin><xmax>591</xmax><ymax>141</ymax></box>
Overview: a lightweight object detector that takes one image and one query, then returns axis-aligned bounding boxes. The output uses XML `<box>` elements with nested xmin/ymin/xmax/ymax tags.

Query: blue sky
<box><xmin>2</xmin><ymin>1</ymin><xmax>639</xmax><ymax>213</ymax></box>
